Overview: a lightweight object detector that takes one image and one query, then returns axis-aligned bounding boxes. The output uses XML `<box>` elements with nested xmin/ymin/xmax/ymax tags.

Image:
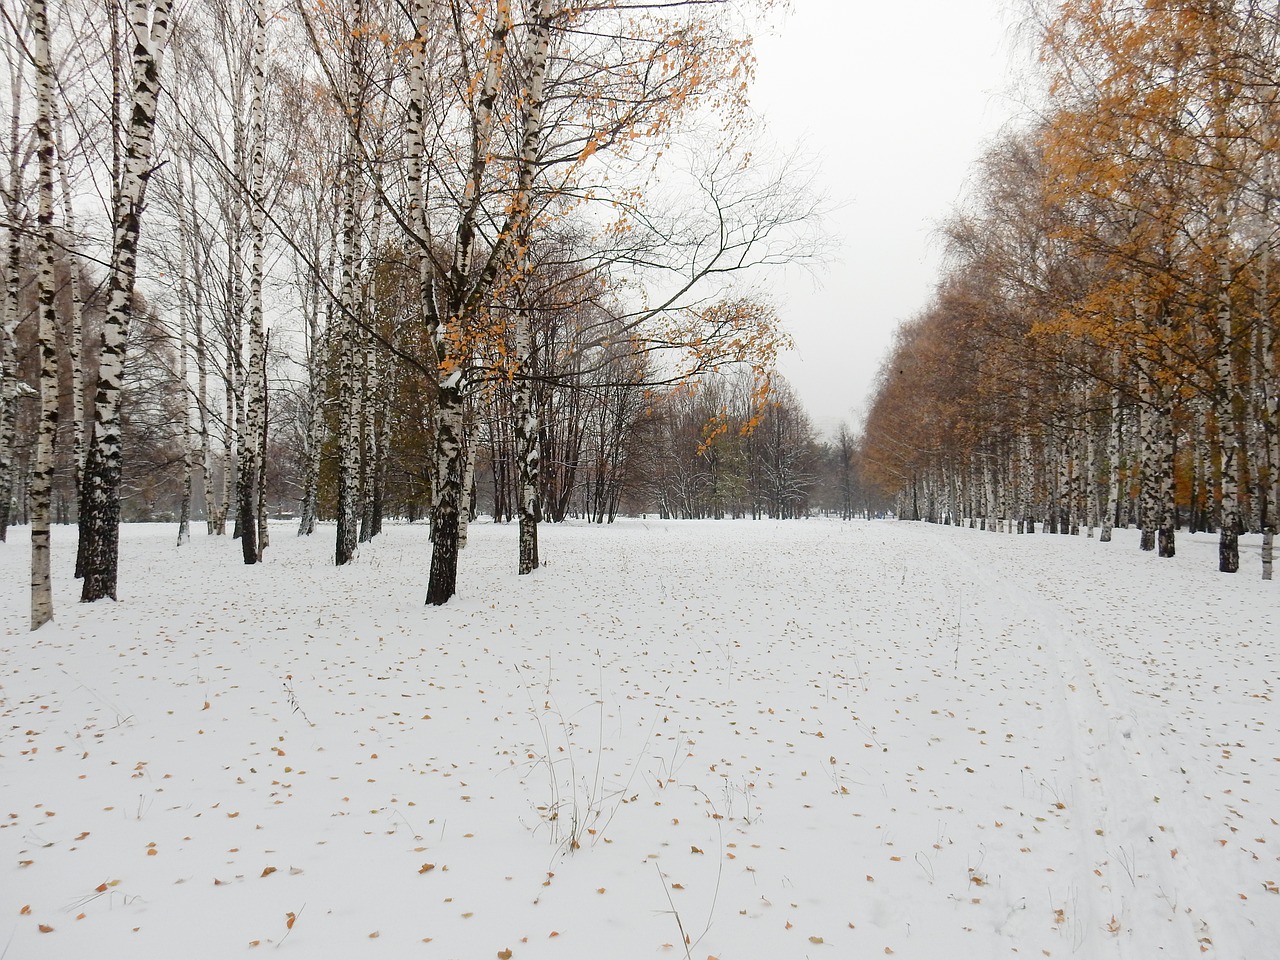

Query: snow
<box><xmin>2</xmin><ymin>519</ymin><xmax>1278</xmax><ymax>959</ymax></box>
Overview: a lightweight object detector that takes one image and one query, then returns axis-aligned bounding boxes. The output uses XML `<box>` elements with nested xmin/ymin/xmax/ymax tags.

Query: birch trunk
<box><xmin>1101</xmin><ymin>355</ymin><xmax>1121</xmax><ymax>542</ymax></box>
<box><xmin>218</xmin><ymin>110</ymin><xmax>246</xmax><ymax>539</ymax></box>
<box><xmin>1157</xmin><ymin>396</ymin><xmax>1176</xmax><ymax>558</ymax></box>
<box><xmin>425</xmin><ymin>0</ymin><xmax>513</xmax><ymax>604</ymax></box>
<box><xmin>215</xmin><ymin>321</ymin><xmax>235</xmax><ymax>535</ymax></box>
<box><xmin>1216</xmin><ymin>379</ymin><xmax>1242</xmax><ymax>572</ymax></box>
<box><xmin>1067</xmin><ymin>431</ymin><xmax>1080</xmax><ymax>536</ymax></box>
<box><xmin>982</xmin><ymin>458</ymin><xmax>996</xmax><ymax>532</ymax></box>
<box><xmin>237</xmin><ymin>0</ymin><xmax>267</xmax><ymax>564</ymax></box>
<box><xmin>176</xmin><ymin>204</ymin><xmax>192</xmax><ymax>546</ymax></box>
<box><xmin>513</xmin><ymin>298</ymin><xmax>539</xmax><ymax>572</ymax></box>
<box><xmin>403</xmin><ymin>0</ymin><xmax>437</xmax><ymax>533</ymax></box>
<box><xmin>426</xmin><ymin>376</ymin><xmax>465</xmax><ymax>604</ymax></box>
<box><xmin>1138</xmin><ymin>366</ymin><xmax>1157</xmax><ymax>552</ymax></box>
<box><xmin>297</xmin><ymin>293</ymin><xmax>326</xmax><ymax>537</ymax></box>
<box><xmin>334</xmin><ymin>149</ymin><xmax>360</xmax><ymax>567</ymax></box>
<box><xmin>1257</xmin><ymin>127</ymin><xmax>1277</xmax><ymax>576</ymax></box>
<box><xmin>80</xmin><ymin>0</ymin><xmax>173</xmax><ymax>602</ymax></box>
<box><xmin>1020</xmin><ymin>431</ymin><xmax>1033</xmax><ymax>532</ymax></box>
<box><xmin>298</xmin><ymin>224</ymin><xmax>335</xmax><ymax>537</ymax></box>
<box><xmin>358</xmin><ymin>188</ymin><xmax>383</xmax><ymax>545</ymax></box>
<box><xmin>1215</xmin><ymin>257</ymin><xmax>1241</xmax><ymax>572</ymax></box>
<box><xmin>358</xmin><ymin>330</ymin><xmax>375</xmax><ymax>544</ymax></box>
<box><xmin>30</xmin><ymin>0</ymin><xmax>59</xmax><ymax>628</ymax></box>
<box><xmin>188</xmin><ymin>158</ymin><xmax>215</xmax><ymax>535</ymax></box>
<box><xmin>1190</xmin><ymin>404</ymin><xmax>1206</xmax><ymax>533</ymax></box>
<box><xmin>373</xmin><ymin>384</ymin><xmax>391</xmax><ymax>537</ymax></box>
<box><xmin>52</xmin><ymin>96</ymin><xmax>84</xmax><ymax>500</ymax></box>
<box><xmin>256</xmin><ymin>330</ymin><xmax>269</xmax><ymax>552</ymax></box>
<box><xmin>227</xmin><ymin>106</ymin><xmax>247</xmax><ymax>541</ymax></box>
<box><xmin>1260</xmin><ymin>244</ymin><xmax>1277</xmax><ymax>579</ymax></box>
<box><xmin>458</xmin><ymin>399</ymin><xmax>477</xmax><ymax>548</ymax></box>
<box><xmin>1210</xmin><ymin>59</ymin><xmax>1241</xmax><ymax>572</ymax></box>
<box><xmin>174</xmin><ymin>151</ymin><xmax>201</xmax><ymax>546</ymax></box>
<box><xmin>0</xmin><ymin>43</ymin><xmax>22</xmax><ymax>543</ymax></box>
<box><xmin>999</xmin><ymin>453</ymin><xmax>1012</xmax><ymax>534</ymax></box>
<box><xmin>1085</xmin><ymin>402</ymin><xmax>1098</xmax><ymax>539</ymax></box>
<box><xmin>1057</xmin><ymin>436</ymin><xmax>1070</xmax><ymax>535</ymax></box>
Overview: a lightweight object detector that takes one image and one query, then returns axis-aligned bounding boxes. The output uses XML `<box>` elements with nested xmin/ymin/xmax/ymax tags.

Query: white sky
<box><xmin>750</xmin><ymin>0</ymin><xmax>1031</xmax><ymax>435</ymax></box>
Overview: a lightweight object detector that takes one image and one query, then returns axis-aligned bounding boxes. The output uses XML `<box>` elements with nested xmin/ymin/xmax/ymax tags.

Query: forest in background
<box><xmin>10</xmin><ymin>0</ymin><xmax>1279</xmax><ymax>634</ymax></box>
<box><xmin>861</xmin><ymin>0</ymin><xmax>1280</xmax><ymax>579</ymax></box>
<box><xmin>2</xmin><ymin>0</ymin><xmax>859</xmax><ymax>628</ymax></box>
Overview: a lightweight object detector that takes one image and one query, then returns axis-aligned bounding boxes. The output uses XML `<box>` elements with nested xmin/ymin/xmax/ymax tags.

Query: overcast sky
<box><xmin>749</xmin><ymin>0</ymin><xmax>1031</xmax><ymax>435</ymax></box>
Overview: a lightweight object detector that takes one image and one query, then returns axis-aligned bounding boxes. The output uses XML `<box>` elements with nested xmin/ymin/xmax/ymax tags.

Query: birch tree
<box><xmin>236</xmin><ymin>0</ymin><xmax>268</xmax><ymax>564</ymax></box>
<box><xmin>79</xmin><ymin>0</ymin><xmax>173</xmax><ymax>602</ymax></box>
<box><xmin>0</xmin><ymin>1</ymin><xmax>28</xmax><ymax>543</ymax></box>
<box><xmin>28</xmin><ymin>0</ymin><xmax>57</xmax><ymax>628</ymax></box>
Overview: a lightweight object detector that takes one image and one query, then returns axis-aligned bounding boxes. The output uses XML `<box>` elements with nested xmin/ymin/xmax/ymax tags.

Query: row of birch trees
<box><xmin>2</xmin><ymin>0</ymin><xmax>819</xmax><ymax>626</ymax></box>
<box><xmin>860</xmin><ymin>0</ymin><xmax>1280</xmax><ymax>578</ymax></box>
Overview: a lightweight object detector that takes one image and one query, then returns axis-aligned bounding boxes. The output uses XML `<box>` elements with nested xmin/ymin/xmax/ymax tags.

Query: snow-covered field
<box><xmin>2</xmin><ymin>519</ymin><xmax>1277</xmax><ymax>959</ymax></box>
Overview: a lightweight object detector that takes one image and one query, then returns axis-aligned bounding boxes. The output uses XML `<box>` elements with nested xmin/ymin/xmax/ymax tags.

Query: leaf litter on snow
<box><xmin>0</xmin><ymin>519</ymin><xmax>1276</xmax><ymax>958</ymax></box>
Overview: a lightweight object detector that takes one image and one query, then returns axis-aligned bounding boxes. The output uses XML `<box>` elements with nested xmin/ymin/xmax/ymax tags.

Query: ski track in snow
<box><xmin>0</xmin><ymin>520</ymin><xmax>1276</xmax><ymax>960</ymax></box>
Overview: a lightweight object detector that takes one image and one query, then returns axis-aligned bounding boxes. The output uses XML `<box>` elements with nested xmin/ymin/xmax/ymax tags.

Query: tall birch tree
<box><xmin>237</xmin><ymin>0</ymin><xmax>268</xmax><ymax>565</ymax></box>
<box><xmin>79</xmin><ymin>0</ymin><xmax>173</xmax><ymax>602</ymax></box>
<box><xmin>28</xmin><ymin>0</ymin><xmax>57</xmax><ymax>628</ymax></box>
<box><xmin>0</xmin><ymin>4</ymin><xmax>27</xmax><ymax>543</ymax></box>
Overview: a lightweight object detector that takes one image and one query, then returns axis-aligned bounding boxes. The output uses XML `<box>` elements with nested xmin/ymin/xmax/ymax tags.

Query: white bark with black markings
<box><xmin>80</xmin><ymin>0</ymin><xmax>173</xmax><ymax>602</ymax></box>
<box><xmin>29</xmin><ymin>0</ymin><xmax>58</xmax><ymax>628</ymax></box>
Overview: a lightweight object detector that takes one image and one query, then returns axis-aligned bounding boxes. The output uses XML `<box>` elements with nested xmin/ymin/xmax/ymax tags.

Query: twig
<box><xmin>283</xmin><ymin>675</ymin><xmax>314</xmax><ymax>727</ymax></box>
<box><xmin>277</xmin><ymin>903</ymin><xmax>305</xmax><ymax>948</ymax></box>
<box><xmin>653</xmin><ymin>861</ymin><xmax>694</xmax><ymax>960</ymax></box>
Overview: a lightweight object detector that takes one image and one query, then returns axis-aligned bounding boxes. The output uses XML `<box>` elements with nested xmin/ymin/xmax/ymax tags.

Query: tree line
<box><xmin>860</xmin><ymin>0</ymin><xmax>1280</xmax><ymax>579</ymax></box>
<box><xmin>2</xmin><ymin>0</ymin><xmax>835</xmax><ymax>627</ymax></box>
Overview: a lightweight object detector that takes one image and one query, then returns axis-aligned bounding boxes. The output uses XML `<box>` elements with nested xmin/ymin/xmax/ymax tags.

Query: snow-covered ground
<box><xmin>2</xmin><ymin>519</ymin><xmax>1277</xmax><ymax>959</ymax></box>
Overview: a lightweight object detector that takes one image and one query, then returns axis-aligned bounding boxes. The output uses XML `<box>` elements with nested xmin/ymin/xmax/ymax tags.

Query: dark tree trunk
<box><xmin>426</xmin><ymin>383</ymin><xmax>465</xmax><ymax>604</ymax></box>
